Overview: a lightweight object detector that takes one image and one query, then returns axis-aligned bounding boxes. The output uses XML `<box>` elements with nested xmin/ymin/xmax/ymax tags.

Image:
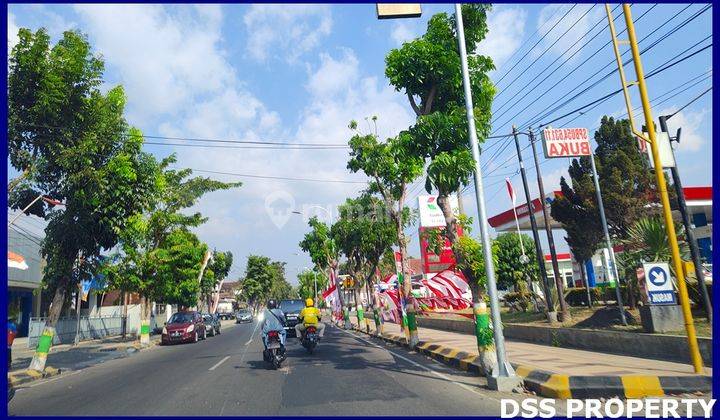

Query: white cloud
<box><xmin>391</xmin><ymin>21</ymin><xmax>419</xmax><ymax>46</ymax></box>
<box><xmin>306</xmin><ymin>49</ymin><xmax>359</xmax><ymax>98</ymax></box>
<box><xmin>8</xmin><ymin>13</ymin><xmax>19</xmax><ymax>51</ymax></box>
<box><xmin>243</xmin><ymin>4</ymin><xmax>332</xmax><ymax>63</ymax></box>
<box><xmin>534</xmin><ymin>4</ymin><xmax>601</xmax><ymax>60</ymax></box>
<box><xmin>477</xmin><ymin>6</ymin><xmax>527</xmax><ymax>70</ymax></box>
<box><xmin>74</xmin><ymin>4</ymin><xmax>234</xmax><ymax>125</ymax></box>
<box><xmin>657</xmin><ymin>107</ymin><xmax>709</xmax><ymax>152</ymax></box>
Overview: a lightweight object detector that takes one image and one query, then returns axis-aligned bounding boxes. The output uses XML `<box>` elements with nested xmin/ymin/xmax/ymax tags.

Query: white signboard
<box><xmin>640</xmin><ymin>131</ymin><xmax>676</xmax><ymax>168</ymax></box>
<box><xmin>642</xmin><ymin>262</ymin><xmax>676</xmax><ymax>305</ymax></box>
<box><xmin>542</xmin><ymin>127</ymin><xmax>591</xmax><ymax>158</ymax></box>
<box><xmin>418</xmin><ymin>194</ymin><xmax>459</xmax><ymax>228</ymax></box>
<box><xmin>376</xmin><ymin>4</ymin><xmax>422</xmax><ymax>19</ymax></box>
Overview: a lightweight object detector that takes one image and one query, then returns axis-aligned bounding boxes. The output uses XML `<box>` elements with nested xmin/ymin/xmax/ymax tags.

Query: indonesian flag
<box><xmin>8</xmin><ymin>251</ymin><xmax>28</xmax><ymax>270</ymax></box>
<box><xmin>506</xmin><ymin>178</ymin><xmax>516</xmax><ymax>206</ymax></box>
<box><xmin>424</xmin><ymin>270</ymin><xmax>469</xmax><ymax>299</ymax></box>
<box><xmin>323</xmin><ymin>269</ymin><xmax>342</xmax><ymax>319</ymax></box>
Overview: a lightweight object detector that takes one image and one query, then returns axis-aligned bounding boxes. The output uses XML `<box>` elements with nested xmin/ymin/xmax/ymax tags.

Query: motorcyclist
<box><xmin>261</xmin><ymin>299</ymin><xmax>286</xmax><ymax>359</ymax></box>
<box><xmin>295</xmin><ymin>298</ymin><xmax>325</xmax><ymax>341</ymax></box>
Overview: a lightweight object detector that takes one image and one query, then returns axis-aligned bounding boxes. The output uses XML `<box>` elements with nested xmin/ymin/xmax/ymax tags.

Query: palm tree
<box><xmin>620</xmin><ymin>217</ymin><xmax>687</xmax><ymax>308</ymax></box>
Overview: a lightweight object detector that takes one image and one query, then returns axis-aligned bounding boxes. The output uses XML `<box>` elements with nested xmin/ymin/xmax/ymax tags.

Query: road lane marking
<box><xmin>338</xmin><ymin>327</ymin><xmax>500</xmax><ymax>401</ymax></box>
<box><xmin>209</xmin><ymin>355</ymin><xmax>230</xmax><ymax>371</ymax></box>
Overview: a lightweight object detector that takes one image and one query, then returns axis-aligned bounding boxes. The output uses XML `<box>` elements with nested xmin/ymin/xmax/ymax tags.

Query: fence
<box><xmin>28</xmin><ymin>316</ymin><xmax>124</xmax><ymax>348</ymax></box>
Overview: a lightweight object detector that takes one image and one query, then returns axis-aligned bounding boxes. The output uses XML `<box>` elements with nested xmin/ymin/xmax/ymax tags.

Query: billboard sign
<box><xmin>419</xmin><ymin>226</ymin><xmax>462</xmax><ymax>274</ymax></box>
<box><xmin>418</xmin><ymin>194</ymin><xmax>459</xmax><ymax>228</ymax></box>
<box><xmin>541</xmin><ymin>127</ymin><xmax>591</xmax><ymax>158</ymax></box>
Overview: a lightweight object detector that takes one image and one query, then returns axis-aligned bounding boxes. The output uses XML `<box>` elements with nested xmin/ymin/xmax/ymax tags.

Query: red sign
<box><xmin>418</xmin><ymin>226</ymin><xmax>462</xmax><ymax>274</ymax></box>
<box><xmin>542</xmin><ymin>127</ymin><xmax>591</xmax><ymax>158</ymax></box>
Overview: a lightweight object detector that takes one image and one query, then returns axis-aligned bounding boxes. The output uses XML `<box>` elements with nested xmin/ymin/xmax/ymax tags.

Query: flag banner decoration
<box><xmin>8</xmin><ymin>251</ymin><xmax>29</xmax><ymax>270</ymax></box>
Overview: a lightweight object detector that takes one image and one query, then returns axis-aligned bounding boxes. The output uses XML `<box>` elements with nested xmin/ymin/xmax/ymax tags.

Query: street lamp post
<box><xmin>454</xmin><ymin>4</ymin><xmax>521</xmax><ymax>392</ymax></box>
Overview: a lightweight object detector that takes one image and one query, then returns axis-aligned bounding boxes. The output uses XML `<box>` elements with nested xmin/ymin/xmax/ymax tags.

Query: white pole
<box><xmin>8</xmin><ymin>195</ymin><xmax>43</xmax><ymax>227</ymax></box>
<box><xmin>454</xmin><ymin>4</ymin><xmax>517</xmax><ymax>385</ymax></box>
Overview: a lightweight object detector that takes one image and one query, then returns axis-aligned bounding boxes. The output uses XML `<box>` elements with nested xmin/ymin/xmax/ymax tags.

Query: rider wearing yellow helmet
<box><xmin>295</xmin><ymin>298</ymin><xmax>325</xmax><ymax>341</ymax></box>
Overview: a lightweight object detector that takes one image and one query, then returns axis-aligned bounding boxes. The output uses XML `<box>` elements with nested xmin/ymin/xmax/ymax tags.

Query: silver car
<box><xmin>235</xmin><ymin>309</ymin><xmax>253</xmax><ymax>323</ymax></box>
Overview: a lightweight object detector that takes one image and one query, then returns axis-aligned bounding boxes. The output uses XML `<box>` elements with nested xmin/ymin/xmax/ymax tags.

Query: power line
<box><xmin>535</xmin><ymin>40</ymin><xmax>712</xmax><ymax>128</ymax></box>
<box><xmin>522</xmin><ymin>5</ymin><xmax>710</xmax><ymax>131</ymax></box>
<box><xmin>494</xmin><ymin>4</ymin><xmax>596</xmax><ymax>101</ymax></box>
<box><xmin>188</xmin><ymin>169</ymin><xmax>368</xmax><ymax>184</ymax></box>
<box><xmin>143</xmin><ymin>142</ymin><xmax>347</xmax><ymax>150</ymax></box>
<box><xmin>667</xmin><ymin>87</ymin><xmax>712</xmax><ymax>118</ymax></box>
<box><xmin>15</xmin><ymin>123</ymin><xmax>350</xmax><ymax>148</ymax></box>
<box><xmin>492</xmin><ymin>3</ymin><xmax>628</xmax><ymax>119</ymax></box>
<box><xmin>494</xmin><ymin>3</ymin><xmax>698</xmax><ymax>134</ymax></box>
<box><xmin>494</xmin><ymin>5</ymin><xmax>578</xmax><ymax>87</ymax></box>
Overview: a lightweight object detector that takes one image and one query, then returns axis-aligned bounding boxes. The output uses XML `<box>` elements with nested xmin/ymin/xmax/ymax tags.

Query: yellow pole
<box><xmin>622</xmin><ymin>3</ymin><xmax>703</xmax><ymax>373</ymax></box>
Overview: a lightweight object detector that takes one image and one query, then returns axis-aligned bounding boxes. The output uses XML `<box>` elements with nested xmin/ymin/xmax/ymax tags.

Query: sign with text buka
<box><xmin>542</xmin><ymin>127</ymin><xmax>591</xmax><ymax>158</ymax></box>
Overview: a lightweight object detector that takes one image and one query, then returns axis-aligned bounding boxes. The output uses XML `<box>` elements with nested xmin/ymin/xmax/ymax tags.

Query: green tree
<box><xmin>332</xmin><ymin>194</ymin><xmax>397</xmax><ymax>325</ymax></box>
<box><xmin>267</xmin><ymin>261</ymin><xmax>293</xmax><ymax>301</ymax></box>
<box><xmin>550</xmin><ymin>161</ymin><xmax>604</xmax><ymax>271</ymax></box>
<box><xmin>386</xmin><ymin>5</ymin><xmax>495</xmax><ymax>357</ymax></box>
<box><xmin>240</xmin><ymin>255</ymin><xmax>273</xmax><ymax>312</ymax></box>
<box><xmin>494</xmin><ymin>233</ymin><xmax>538</xmax><ymax>291</ymax></box>
<box><xmin>347</xmin><ymin>123</ymin><xmax>423</xmax><ymax>343</ymax></box>
<box><xmin>299</xmin><ymin>216</ymin><xmax>345</xmax><ymax>315</ymax></box>
<box><xmin>592</xmin><ymin>116</ymin><xmax>661</xmax><ymax>239</ymax></box>
<box><xmin>103</xmin><ymin>156</ymin><xmax>239</xmax><ymax>342</ymax></box>
<box><xmin>203</xmin><ymin>250</ymin><xmax>234</xmax><ymax>311</ymax></box>
<box><xmin>8</xmin><ymin>28</ymin><xmax>159</xmax><ymax>371</ymax></box>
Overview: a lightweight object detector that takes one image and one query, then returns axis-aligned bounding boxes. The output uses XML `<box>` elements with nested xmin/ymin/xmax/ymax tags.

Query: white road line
<box><xmin>338</xmin><ymin>328</ymin><xmax>499</xmax><ymax>401</ymax></box>
<box><xmin>209</xmin><ymin>355</ymin><xmax>230</xmax><ymax>371</ymax></box>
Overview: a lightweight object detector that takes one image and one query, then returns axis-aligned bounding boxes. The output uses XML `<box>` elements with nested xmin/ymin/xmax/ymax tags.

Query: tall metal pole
<box><xmin>512</xmin><ymin>126</ymin><xmax>556</xmax><ymax>322</ymax></box>
<box><xmin>529</xmin><ymin>129</ymin><xmax>570</xmax><ymax>321</ymax></box>
<box><xmin>622</xmin><ymin>3</ymin><xmax>702</xmax><ymax>373</ymax></box>
<box><xmin>589</xmin><ymin>149</ymin><xmax>627</xmax><ymax>325</ymax></box>
<box><xmin>659</xmin><ymin>116</ymin><xmax>712</xmax><ymax>324</ymax></box>
<box><xmin>455</xmin><ymin>4</ymin><xmax>518</xmax><ymax>386</ymax></box>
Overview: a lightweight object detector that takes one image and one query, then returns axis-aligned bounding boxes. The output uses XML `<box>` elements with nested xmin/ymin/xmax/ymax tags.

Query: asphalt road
<box><xmin>9</xmin><ymin>319</ymin><xmax>530</xmax><ymax>416</ymax></box>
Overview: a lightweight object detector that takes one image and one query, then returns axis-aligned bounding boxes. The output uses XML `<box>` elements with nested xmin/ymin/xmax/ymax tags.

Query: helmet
<box><xmin>305</xmin><ymin>298</ymin><xmax>314</xmax><ymax>307</ymax></box>
<box><xmin>267</xmin><ymin>299</ymin><xmax>277</xmax><ymax>309</ymax></box>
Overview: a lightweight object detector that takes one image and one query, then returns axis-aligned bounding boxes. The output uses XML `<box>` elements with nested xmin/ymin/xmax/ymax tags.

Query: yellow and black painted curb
<box><xmin>351</xmin><ymin>326</ymin><xmax>712</xmax><ymax>399</ymax></box>
<box><xmin>8</xmin><ymin>366</ymin><xmax>61</xmax><ymax>387</ymax></box>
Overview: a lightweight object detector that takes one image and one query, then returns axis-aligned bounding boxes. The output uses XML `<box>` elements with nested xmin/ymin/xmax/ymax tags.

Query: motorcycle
<box><xmin>263</xmin><ymin>330</ymin><xmax>285</xmax><ymax>369</ymax></box>
<box><xmin>301</xmin><ymin>325</ymin><xmax>319</xmax><ymax>354</ymax></box>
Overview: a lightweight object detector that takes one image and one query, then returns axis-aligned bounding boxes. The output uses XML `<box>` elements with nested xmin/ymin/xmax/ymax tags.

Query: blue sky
<box><xmin>7</xmin><ymin>4</ymin><xmax>713</xmax><ymax>283</ymax></box>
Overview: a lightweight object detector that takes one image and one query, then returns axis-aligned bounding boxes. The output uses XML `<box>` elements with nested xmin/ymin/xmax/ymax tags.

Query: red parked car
<box><xmin>161</xmin><ymin>311</ymin><xmax>207</xmax><ymax>344</ymax></box>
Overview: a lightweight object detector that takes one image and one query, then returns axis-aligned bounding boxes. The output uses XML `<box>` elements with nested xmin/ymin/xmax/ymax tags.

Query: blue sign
<box><xmin>643</xmin><ymin>263</ymin><xmax>676</xmax><ymax>305</ymax></box>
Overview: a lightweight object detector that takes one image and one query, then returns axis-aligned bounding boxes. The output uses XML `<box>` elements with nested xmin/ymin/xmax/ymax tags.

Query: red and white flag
<box><xmin>505</xmin><ymin>178</ymin><xmax>516</xmax><ymax>206</ymax></box>
<box><xmin>8</xmin><ymin>251</ymin><xmax>28</xmax><ymax>270</ymax></box>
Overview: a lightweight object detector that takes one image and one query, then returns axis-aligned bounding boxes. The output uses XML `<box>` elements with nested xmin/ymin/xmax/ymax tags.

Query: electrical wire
<box><xmin>188</xmin><ymin>169</ymin><xmax>368</xmax><ymax>184</ymax></box>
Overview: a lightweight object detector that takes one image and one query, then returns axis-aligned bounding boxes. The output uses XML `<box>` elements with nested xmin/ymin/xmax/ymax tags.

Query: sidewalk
<box><xmin>351</xmin><ymin>318</ymin><xmax>712</xmax><ymax>398</ymax></box>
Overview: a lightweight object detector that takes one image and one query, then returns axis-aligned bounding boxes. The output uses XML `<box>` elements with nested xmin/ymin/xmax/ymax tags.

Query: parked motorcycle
<box><xmin>301</xmin><ymin>325</ymin><xmax>319</xmax><ymax>354</ymax></box>
<box><xmin>263</xmin><ymin>330</ymin><xmax>285</xmax><ymax>369</ymax></box>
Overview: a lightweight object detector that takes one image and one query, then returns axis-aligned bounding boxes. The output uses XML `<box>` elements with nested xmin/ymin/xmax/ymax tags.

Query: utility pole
<box><xmin>588</xmin><ymin>148</ymin><xmax>627</xmax><ymax>325</ymax></box>
<box><xmin>512</xmin><ymin>126</ymin><xmax>556</xmax><ymax>322</ymax></box>
<box><xmin>529</xmin><ymin>129</ymin><xmax>570</xmax><ymax>321</ymax></box>
<box><xmin>455</xmin><ymin>4</ymin><xmax>520</xmax><ymax>391</ymax></box>
<box><xmin>606</xmin><ymin>3</ymin><xmax>703</xmax><ymax>373</ymax></box>
<box><xmin>658</xmin><ymin>116</ymin><xmax>712</xmax><ymax>324</ymax></box>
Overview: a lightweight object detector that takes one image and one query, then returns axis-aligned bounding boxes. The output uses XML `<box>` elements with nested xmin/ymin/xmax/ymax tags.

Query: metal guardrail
<box><xmin>28</xmin><ymin>316</ymin><xmax>124</xmax><ymax>348</ymax></box>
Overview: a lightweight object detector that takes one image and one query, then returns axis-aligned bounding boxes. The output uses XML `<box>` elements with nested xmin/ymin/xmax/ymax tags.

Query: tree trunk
<box><xmin>139</xmin><ymin>295</ymin><xmax>151</xmax><ymax>346</ymax></box>
<box><xmin>28</xmin><ymin>280</ymin><xmax>68</xmax><ymax>372</ymax></box>
<box><xmin>438</xmin><ymin>193</ymin><xmax>497</xmax><ymax>374</ymax></box>
<box><xmin>398</xmin><ymin>230</ymin><xmax>419</xmax><ymax>347</ymax></box>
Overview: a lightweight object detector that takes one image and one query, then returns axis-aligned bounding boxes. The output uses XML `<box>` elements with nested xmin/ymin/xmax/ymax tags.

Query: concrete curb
<box><xmin>9</xmin><ymin>338</ymin><xmax>161</xmax><ymax>387</ymax></box>
<box><xmin>8</xmin><ymin>366</ymin><xmax>61</xmax><ymax>387</ymax></box>
<box><xmin>351</xmin><ymin>326</ymin><xmax>712</xmax><ymax>399</ymax></box>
